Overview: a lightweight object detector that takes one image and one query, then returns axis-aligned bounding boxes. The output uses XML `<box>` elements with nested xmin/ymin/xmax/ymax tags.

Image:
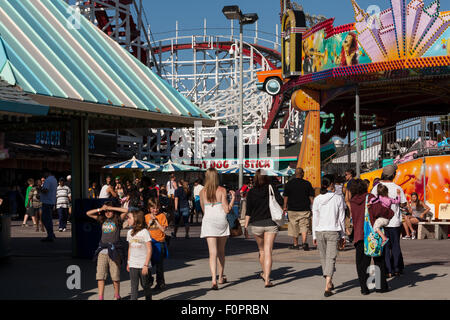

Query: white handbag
<box><xmin>268</xmin><ymin>184</ymin><xmax>286</xmax><ymax>226</ymax></box>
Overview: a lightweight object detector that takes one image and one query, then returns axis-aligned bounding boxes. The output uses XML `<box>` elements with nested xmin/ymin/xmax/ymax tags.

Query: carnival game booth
<box><xmin>257</xmin><ymin>0</ymin><xmax>450</xmax><ymax>195</ymax></box>
<box><xmin>0</xmin><ymin>0</ymin><xmax>213</xmax><ymax>258</ymax></box>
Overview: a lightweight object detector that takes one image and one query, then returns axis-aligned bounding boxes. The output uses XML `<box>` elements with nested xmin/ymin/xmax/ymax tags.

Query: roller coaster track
<box><xmin>152</xmin><ymin>41</ymin><xmax>281</xmax><ymax>71</ymax></box>
<box><xmin>79</xmin><ymin>0</ymin><xmax>160</xmax><ymax>73</ymax></box>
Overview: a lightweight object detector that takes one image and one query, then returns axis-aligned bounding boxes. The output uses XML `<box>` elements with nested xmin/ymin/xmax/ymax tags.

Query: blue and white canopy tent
<box><xmin>261</xmin><ymin>168</ymin><xmax>289</xmax><ymax>177</ymax></box>
<box><xmin>147</xmin><ymin>159</ymin><xmax>203</xmax><ymax>172</ymax></box>
<box><xmin>219</xmin><ymin>166</ymin><xmax>287</xmax><ymax>177</ymax></box>
<box><xmin>103</xmin><ymin>156</ymin><xmax>161</xmax><ymax>182</ymax></box>
<box><xmin>103</xmin><ymin>156</ymin><xmax>160</xmax><ymax>170</ymax></box>
<box><xmin>218</xmin><ymin>166</ymin><xmax>257</xmax><ymax>175</ymax></box>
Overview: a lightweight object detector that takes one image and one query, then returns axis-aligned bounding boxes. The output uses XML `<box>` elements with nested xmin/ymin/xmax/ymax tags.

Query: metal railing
<box><xmin>323</xmin><ymin>115</ymin><xmax>450</xmax><ymax>176</ymax></box>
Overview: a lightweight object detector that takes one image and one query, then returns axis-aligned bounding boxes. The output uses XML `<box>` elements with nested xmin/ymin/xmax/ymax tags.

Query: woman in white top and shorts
<box><xmin>200</xmin><ymin>168</ymin><xmax>235</xmax><ymax>290</ymax></box>
<box><xmin>312</xmin><ymin>177</ymin><xmax>346</xmax><ymax>297</ymax></box>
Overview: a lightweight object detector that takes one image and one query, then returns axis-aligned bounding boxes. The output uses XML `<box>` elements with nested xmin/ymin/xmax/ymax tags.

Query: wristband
<box><xmin>97</xmin><ymin>208</ymin><xmax>100</xmax><ymax>213</ymax></box>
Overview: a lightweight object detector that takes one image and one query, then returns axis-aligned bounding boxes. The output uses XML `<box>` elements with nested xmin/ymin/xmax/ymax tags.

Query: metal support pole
<box><xmin>421</xmin><ymin>116</ymin><xmax>427</xmax><ymax>203</ymax></box>
<box><xmin>356</xmin><ymin>86</ymin><xmax>361</xmax><ymax>177</ymax></box>
<box><xmin>71</xmin><ymin>117</ymin><xmax>89</xmax><ymax>258</ymax></box>
<box><xmin>347</xmin><ymin>133</ymin><xmax>351</xmax><ymax>167</ymax></box>
<box><xmin>239</xmin><ymin>22</ymin><xmax>244</xmax><ymax>189</ymax></box>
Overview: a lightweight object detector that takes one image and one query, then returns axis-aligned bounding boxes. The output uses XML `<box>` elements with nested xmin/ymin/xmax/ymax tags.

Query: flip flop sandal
<box><xmin>324</xmin><ymin>290</ymin><xmax>334</xmax><ymax>297</ymax></box>
<box><xmin>218</xmin><ymin>276</ymin><xmax>227</xmax><ymax>284</ymax></box>
<box><xmin>265</xmin><ymin>282</ymin><xmax>274</xmax><ymax>288</ymax></box>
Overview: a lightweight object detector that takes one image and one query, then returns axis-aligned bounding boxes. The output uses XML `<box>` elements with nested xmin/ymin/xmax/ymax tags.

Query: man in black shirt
<box><xmin>283</xmin><ymin>168</ymin><xmax>315</xmax><ymax>251</ymax></box>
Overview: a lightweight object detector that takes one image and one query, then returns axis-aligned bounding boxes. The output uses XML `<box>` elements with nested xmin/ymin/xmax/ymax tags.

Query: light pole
<box><xmin>222</xmin><ymin>6</ymin><xmax>258</xmax><ymax>189</ymax></box>
<box><xmin>355</xmin><ymin>86</ymin><xmax>361</xmax><ymax>177</ymax></box>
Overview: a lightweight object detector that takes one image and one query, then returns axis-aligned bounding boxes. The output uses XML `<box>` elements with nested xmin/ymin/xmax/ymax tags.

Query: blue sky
<box><xmin>144</xmin><ymin>0</ymin><xmax>380</xmax><ymax>39</ymax></box>
<box><xmin>69</xmin><ymin>0</ymin><xmax>450</xmax><ymax>43</ymax></box>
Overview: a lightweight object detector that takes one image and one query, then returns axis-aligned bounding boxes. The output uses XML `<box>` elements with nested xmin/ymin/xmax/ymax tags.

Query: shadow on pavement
<box><xmin>166</xmin><ymin>236</ymin><xmax>291</xmax><ymax>264</ymax></box>
<box><xmin>271</xmin><ymin>266</ymin><xmax>323</xmax><ymax>286</ymax></box>
<box><xmin>334</xmin><ymin>279</ymin><xmax>360</xmax><ymax>294</ymax></box>
<box><xmin>216</xmin><ymin>265</ymin><xmax>323</xmax><ymax>290</ymax></box>
<box><xmin>334</xmin><ymin>261</ymin><xmax>448</xmax><ymax>294</ymax></box>
<box><xmin>388</xmin><ymin>262</ymin><xmax>448</xmax><ymax>291</ymax></box>
<box><xmin>161</xmin><ymin>288</ymin><xmax>211</xmax><ymax>300</ymax></box>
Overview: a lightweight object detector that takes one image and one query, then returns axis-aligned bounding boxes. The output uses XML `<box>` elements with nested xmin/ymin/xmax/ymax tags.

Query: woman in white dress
<box><xmin>200</xmin><ymin>168</ymin><xmax>235</xmax><ymax>290</ymax></box>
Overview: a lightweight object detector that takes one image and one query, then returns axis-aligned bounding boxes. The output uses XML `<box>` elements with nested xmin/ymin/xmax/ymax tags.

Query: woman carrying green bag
<box><xmin>349</xmin><ymin>179</ymin><xmax>393</xmax><ymax>295</ymax></box>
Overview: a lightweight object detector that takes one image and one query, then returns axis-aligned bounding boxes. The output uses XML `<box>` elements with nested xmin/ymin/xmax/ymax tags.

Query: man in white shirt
<box><xmin>371</xmin><ymin>164</ymin><xmax>407</xmax><ymax>277</ymax></box>
<box><xmin>99</xmin><ymin>176</ymin><xmax>117</xmax><ymax>199</ymax></box>
<box><xmin>166</xmin><ymin>174</ymin><xmax>177</xmax><ymax>198</ymax></box>
<box><xmin>166</xmin><ymin>174</ymin><xmax>178</xmax><ymax>222</ymax></box>
<box><xmin>56</xmin><ymin>178</ymin><xmax>71</xmax><ymax>232</ymax></box>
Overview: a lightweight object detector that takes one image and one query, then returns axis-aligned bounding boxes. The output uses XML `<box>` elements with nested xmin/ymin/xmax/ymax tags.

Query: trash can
<box><xmin>72</xmin><ymin>199</ymin><xmax>108</xmax><ymax>259</ymax></box>
<box><xmin>0</xmin><ymin>213</ymin><xmax>11</xmax><ymax>260</ymax></box>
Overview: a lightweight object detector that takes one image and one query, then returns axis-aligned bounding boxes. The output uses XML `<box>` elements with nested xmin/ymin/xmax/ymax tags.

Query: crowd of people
<box><xmin>0</xmin><ymin>170</ymin><xmax>73</xmax><ymax>239</ymax></box>
<box><xmin>0</xmin><ymin>163</ymin><xmax>432</xmax><ymax>300</ymax></box>
<box><xmin>85</xmin><ymin>173</ymin><xmax>206</xmax><ymax>300</ymax></box>
<box><xmin>87</xmin><ymin>174</ymin><xmax>207</xmax><ymax>235</ymax></box>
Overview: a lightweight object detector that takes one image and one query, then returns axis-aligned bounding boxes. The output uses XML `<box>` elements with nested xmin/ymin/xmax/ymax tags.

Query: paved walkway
<box><xmin>0</xmin><ymin>219</ymin><xmax>449</xmax><ymax>300</ymax></box>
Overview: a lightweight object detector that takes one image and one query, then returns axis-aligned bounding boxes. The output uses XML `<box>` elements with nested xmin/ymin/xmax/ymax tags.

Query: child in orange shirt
<box><xmin>145</xmin><ymin>198</ymin><xmax>169</xmax><ymax>291</ymax></box>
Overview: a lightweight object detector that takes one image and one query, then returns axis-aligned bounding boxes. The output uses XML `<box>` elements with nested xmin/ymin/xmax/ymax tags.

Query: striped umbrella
<box><xmin>218</xmin><ymin>166</ymin><xmax>257</xmax><ymax>175</ymax></box>
<box><xmin>103</xmin><ymin>156</ymin><xmax>160</xmax><ymax>170</ymax></box>
<box><xmin>147</xmin><ymin>159</ymin><xmax>203</xmax><ymax>172</ymax></box>
<box><xmin>261</xmin><ymin>168</ymin><xmax>289</xmax><ymax>177</ymax></box>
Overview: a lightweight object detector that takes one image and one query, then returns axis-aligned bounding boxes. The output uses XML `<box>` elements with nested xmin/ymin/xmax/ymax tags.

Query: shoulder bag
<box><xmin>364</xmin><ymin>195</ymin><xmax>384</xmax><ymax>257</ymax></box>
<box><xmin>269</xmin><ymin>184</ymin><xmax>287</xmax><ymax>226</ymax></box>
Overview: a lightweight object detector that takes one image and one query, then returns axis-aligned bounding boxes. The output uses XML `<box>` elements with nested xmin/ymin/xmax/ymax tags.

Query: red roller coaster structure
<box><xmin>152</xmin><ymin>41</ymin><xmax>280</xmax><ymax>71</ymax></box>
<box><xmin>79</xmin><ymin>0</ymin><xmax>160</xmax><ymax>73</ymax></box>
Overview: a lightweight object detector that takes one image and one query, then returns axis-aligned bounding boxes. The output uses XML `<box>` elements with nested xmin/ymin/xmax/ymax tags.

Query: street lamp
<box><xmin>222</xmin><ymin>5</ymin><xmax>258</xmax><ymax>190</ymax></box>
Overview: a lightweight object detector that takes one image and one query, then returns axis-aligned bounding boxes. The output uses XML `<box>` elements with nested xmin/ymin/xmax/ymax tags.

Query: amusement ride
<box><xmin>75</xmin><ymin>0</ymin><xmax>450</xmax><ymax>220</ymax></box>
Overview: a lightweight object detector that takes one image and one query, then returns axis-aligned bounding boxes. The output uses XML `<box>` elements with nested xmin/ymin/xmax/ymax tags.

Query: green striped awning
<box><xmin>0</xmin><ymin>0</ymin><xmax>210</xmax><ymax>124</ymax></box>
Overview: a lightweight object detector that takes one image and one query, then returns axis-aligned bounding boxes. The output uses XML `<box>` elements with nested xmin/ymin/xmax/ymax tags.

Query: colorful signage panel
<box><xmin>190</xmin><ymin>159</ymin><xmax>275</xmax><ymax>170</ymax></box>
<box><xmin>302</xmin><ymin>28</ymin><xmax>372</xmax><ymax>74</ymax></box>
<box><xmin>282</xmin><ymin>0</ymin><xmax>450</xmax><ymax>78</ymax></box>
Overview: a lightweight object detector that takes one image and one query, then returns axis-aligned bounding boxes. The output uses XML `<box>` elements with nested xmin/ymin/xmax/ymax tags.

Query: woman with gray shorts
<box><xmin>244</xmin><ymin>169</ymin><xmax>283</xmax><ymax>288</ymax></box>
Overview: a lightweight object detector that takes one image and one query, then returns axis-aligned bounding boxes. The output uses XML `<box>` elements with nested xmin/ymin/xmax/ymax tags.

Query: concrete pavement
<box><xmin>0</xmin><ymin>219</ymin><xmax>449</xmax><ymax>300</ymax></box>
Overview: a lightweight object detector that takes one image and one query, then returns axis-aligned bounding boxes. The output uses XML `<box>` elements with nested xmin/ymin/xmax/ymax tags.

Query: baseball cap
<box><xmin>382</xmin><ymin>164</ymin><xmax>398</xmax><ymax>176</ymax></box>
